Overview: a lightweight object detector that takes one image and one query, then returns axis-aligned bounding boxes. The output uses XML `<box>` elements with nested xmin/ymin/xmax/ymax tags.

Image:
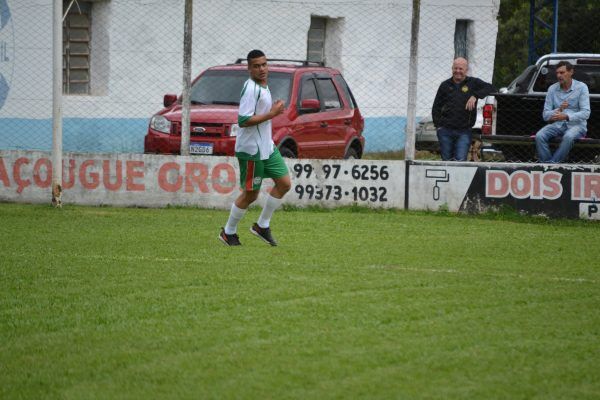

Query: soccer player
<box><xmin>219</xmin><ymin>50</ymin><xmax>291</xmax><ymax>246</ymax></box>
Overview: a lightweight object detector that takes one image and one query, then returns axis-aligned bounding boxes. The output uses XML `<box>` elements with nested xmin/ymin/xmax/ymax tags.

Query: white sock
<box><xmin>224</xmin><ymin>203</ymin><xmax>246</xmax><ymax>235</ymax></box>
<box><xmin>257</xmin><ymin>195</ymin><xmax>283</xmax><ymax>228</ymax></box>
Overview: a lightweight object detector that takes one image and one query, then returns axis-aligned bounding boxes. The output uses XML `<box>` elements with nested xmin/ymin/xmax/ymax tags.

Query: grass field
<box><xmin>1</xmin><ymin>202</ymin><xmax>599</xmax><ymax>399</ymax></box>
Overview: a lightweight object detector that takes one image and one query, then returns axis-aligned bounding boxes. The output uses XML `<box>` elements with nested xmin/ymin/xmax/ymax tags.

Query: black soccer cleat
<box><xmin>250</xmin><ymin>223</ymin><xmax>277</xmax><ymax>246</ymax></box>
<box><xmin>219</xmin><ymin>228</ymin><xmax>241</xmax><ymax>246</ymax></box>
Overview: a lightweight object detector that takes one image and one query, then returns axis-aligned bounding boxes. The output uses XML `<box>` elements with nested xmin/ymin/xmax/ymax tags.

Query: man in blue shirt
<box><xmin>535</xmin><ymin>61</ymin><xmax>591</xmax><ymax>163</ymax></box>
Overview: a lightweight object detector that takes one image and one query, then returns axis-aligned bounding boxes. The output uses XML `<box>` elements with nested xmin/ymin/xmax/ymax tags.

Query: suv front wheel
<box><xmin>279</xmin><ymin>145</ymin><xmax>297</xmax><ymax>158</ymax></box>
<box><xmin>344</xmin><ymin>147</ymin><xmax>359</xmax><ymax>159</ymax></box>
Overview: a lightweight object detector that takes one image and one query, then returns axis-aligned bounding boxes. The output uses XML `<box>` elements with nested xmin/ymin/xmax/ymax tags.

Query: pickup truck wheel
<box><xmin>344</xmin><ymin>147</ymin><xmax>359</xmax><ymax>159</ymax></box>
<box><xmin>279</xmin><ymin>146</ymin><xmax>296</xmax><ymax>158</ymax></box>
<box><xmin>496</xmin><ymin>145</ymin><xmax>519</xmax><ymax>163</ymax></box>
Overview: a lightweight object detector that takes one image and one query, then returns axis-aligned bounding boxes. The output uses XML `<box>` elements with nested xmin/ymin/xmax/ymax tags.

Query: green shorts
<box><xmin>237</xmin><ymin>148</ymin><xmax>289</xmax><ymax>191</ymax></box>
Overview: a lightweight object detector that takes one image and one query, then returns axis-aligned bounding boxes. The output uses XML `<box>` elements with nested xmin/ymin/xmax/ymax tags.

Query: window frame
<box><xmin>334</xmin><ymin>74</ymin><xmax>358</xmax><ymax>109</ymax></box>
<box><xmin>307</xmin><ymin>16</ymin><xmax>327</xmax><ymax>64</ymax></box>
<box><xmin>454</xmin><ymin>19</ymin><xmax>473</xmax><ymax>60</ymax></box>
<box><xmin>314</xmin><ymin>77</ymin><xmax>342</xmax><ymax>111</ymax></box>
<box><xmin>297</xmin><ymin>74</ymin><xmax>321</xmax><ymax>113</ymax></box>
<box><xmin>63</xmin><ymin>0</ymin><xmax>92</xmax><ymax>95</ymax></box>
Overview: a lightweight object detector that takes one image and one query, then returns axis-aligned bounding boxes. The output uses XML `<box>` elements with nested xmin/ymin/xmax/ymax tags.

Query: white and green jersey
<box><xmin>236</xmin><ymin>78</ymin><xmax>274</xmax><ymax>160</ymax></box>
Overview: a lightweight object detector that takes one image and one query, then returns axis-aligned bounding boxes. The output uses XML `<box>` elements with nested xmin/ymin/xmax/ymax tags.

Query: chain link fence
<box><xmin>480</xmin><ymin>56</ymin><xmax>600</xmax><ymax>164</ymax></box>
<box><xmin>11</xmin><ymin>0</ymin><xmax>599</xmax><ymax>164</ymax></box>
<box><xmin>412</xmin><ymin>1</ymin><xmax>498</xmax><ymax>161</ymax></box>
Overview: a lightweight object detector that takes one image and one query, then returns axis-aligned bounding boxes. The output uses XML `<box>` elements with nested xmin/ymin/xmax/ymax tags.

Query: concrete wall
<box><xmin>0</xmin><ymin>150</ymin><xmax>405</xmax><ymax>209</ymax></box>
<box><xmin>2</xmin><ymin>150</ymin><xmax>600</xmax><ymax>220</ymax></box>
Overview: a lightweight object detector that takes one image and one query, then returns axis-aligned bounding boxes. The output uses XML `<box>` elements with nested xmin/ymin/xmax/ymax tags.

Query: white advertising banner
<box><xmin>286</xmin><ymin>158</ymin><xmax>405</xmax><ymax>208</ymax></box>
<box><xmin>0</xmin><ymin>151</ymin><xmax>405</xmax><ymax>209</ymax></box>
<box><xmin>409</xmin><ymin>160</ymin><xmax>600</xmax><ymax>220</ymax></box>
<box><xmin>408</xmin><ymin>164</ymin><xmax>478</xmax><ymax>211</ymax></box>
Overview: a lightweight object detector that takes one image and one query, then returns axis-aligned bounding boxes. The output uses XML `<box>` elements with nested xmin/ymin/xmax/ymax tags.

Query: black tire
<box><xmin>279</xmin><ymin>146</ymin><xmax>296</xmax><ymax>158</ymax></box>
<box><xmin>344</xmin><ymin>147</ymin><xmax>359</xmax><ymax>159</ymax></box>
<box><xmin>495</xmin><ymin>145</ymin><xmax>519</xmax><ymax>163</ymax></box>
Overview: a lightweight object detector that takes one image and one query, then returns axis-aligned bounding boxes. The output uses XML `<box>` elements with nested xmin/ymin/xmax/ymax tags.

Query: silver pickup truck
<box><xmin>480</xmin><ymin>53</ymin><xmax>600</xmax><ymax>163</ymax></box>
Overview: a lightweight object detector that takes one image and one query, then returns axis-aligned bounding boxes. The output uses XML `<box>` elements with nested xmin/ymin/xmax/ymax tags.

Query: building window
<box><xmin>454</xmin><ymin>19</ymin><xmax>473</xmax><ymax>59</ymax></box>
<box><xmin>307</xmin><ymin>17</ymin><xmax>326</xmax><ymax>63</ymax></box>
<box><xmin>63</xmin><ymin>0</ymin><xmax>91</xmax><ymax>94</ymax></box>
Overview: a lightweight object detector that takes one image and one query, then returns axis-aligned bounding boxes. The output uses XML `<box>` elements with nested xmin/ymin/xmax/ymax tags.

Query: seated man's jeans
<box><xmin>437</xmin><ymin>127</ymin><xmax>472</xmax><ymax>161</ymax></box>
<box><xmin>535</xmin><ymin>123</ymin><xmax>586</xmax><ymax>163</ymax></box>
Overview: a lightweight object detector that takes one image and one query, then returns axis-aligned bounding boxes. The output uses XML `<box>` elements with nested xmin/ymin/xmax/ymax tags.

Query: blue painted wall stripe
<box><xmin>0</xmin><ymin>116</ymin><xmax>408</xmax><ymax>153</ymax></box>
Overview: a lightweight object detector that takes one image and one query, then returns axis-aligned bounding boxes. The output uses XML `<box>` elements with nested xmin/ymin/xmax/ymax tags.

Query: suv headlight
<box><xmin>150</xmin><ymin>115</ymin><xmax>172</xmax><ymax>134</ymax></box>
<box><xmin>229</xmin><ymin>123</ymin><xmax>240</xmax><ymax>137</ymax></box>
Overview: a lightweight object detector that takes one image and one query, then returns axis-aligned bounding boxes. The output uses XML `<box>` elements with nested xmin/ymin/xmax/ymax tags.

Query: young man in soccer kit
<box><xmin>219</xmin><ymin>50</ymin><xmax>291</xmax><ymax>246</ymax></box>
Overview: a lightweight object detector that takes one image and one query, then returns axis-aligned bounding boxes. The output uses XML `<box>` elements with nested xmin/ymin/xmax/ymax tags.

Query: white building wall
<box><xmin>417</xmin><ymin>2</ymin><xmax>499</xmax><ymax>117</ymax></box>
<box><xmin>2</xmin><ymin>1</ymin><xmax>52</xmax><ymax>117</ymax></box>
<box><xmin>0</xmin><ymin>0</ymin><xmax>499</xmax><ymax>152</ymax></box>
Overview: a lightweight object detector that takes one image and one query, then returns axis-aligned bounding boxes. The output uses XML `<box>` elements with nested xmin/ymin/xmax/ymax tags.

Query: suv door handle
<box><xmin>320</xmin><ymin>122</ymin><xmax>328</xmax><ymax>128</ymax></box>
<box><xmin>344</xmin><ymin>119</ymin><xmax>352</xmax><ymax>125</ymax></box>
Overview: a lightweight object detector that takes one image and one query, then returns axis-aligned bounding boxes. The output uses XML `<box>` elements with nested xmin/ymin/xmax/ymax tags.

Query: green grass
<box><xmin>1</xmin><ymin>202</ymin><xmax>599</xmax><ymax>399</ymax></box>
<box><xmin>363</xmin><ymin>150</ymin><xmax>441</xmax><ymax>160</ymax></box>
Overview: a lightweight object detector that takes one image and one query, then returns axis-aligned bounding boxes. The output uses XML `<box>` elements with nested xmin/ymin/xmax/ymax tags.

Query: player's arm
<box><xmin>240</xmin><ymin>100</ymin><xmax>285</xmax><ymax>127</ymax></box>
<box><xmin>237</xmin><ymin>82</ymin><xmax>284</xmax><ymax>127</ymax></box>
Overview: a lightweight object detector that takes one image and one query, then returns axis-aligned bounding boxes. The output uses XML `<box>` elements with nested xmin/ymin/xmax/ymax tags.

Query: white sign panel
<box><xmin>0</xmin><ymin>151</ymin><xmax>240</xmax><ymax>207</ymax></box>
<box><xmin>0</xmin><ymin>150</ymin><xmax>405</xmax><ymax>209</ymax></box>
<box><xmin>408</xmin><ymin>164</ymin><xmax>477</xmax><ymax>211</ymax></box>
<box><xmin>288</xmin><ymin>159</ymin><xmax>405</xmax><ymax>209</ymax></box>
<box><xmin>579</xmin><ymin>203</ymin><xmax>600</xmax><ymax>220</ymax></box>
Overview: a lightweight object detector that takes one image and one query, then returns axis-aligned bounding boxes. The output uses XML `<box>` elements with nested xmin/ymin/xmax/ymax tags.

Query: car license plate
<box><xmin>189</xmin><ymin>143</ymin><xmax>213</xmax><ymax>155</ymax></box>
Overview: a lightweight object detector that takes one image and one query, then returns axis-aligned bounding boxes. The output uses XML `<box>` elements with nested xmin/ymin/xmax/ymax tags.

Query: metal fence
<box><xmin>6</xmin><ymin>0</ymin><xmax>597</xmax><ymax>164</ymax></box>
<box><xmin>478</xmin><ymin>55</ymin><xmax>600</xmax><ymax>164</ymax></box>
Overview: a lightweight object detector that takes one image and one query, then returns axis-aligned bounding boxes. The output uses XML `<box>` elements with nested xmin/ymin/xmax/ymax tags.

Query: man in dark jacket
<box><xmin>432</xmin><ymin>58</ymin><xmax>495</xmax><ymax>161</ymax></box>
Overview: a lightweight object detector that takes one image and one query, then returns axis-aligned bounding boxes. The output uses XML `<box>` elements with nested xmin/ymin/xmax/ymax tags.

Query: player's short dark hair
<box><xmin>556</xmin><ymin>60</ymin><xmax>574</xmax><ymax>71</ymax></box>
<box><xmin>247</xmin><ymin>49</ymin><xmax>266</xmax><ymax>63</ymax></box>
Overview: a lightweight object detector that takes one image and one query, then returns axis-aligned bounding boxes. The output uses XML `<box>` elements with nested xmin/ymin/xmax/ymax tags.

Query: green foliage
<box><xmin>363</xmin><ymin>150</ymin><xmax>405</xmax><ymax>160</ymax></box>
<box><xmin>362</xmin><ymin>150</ymin><xmax>440</xmax><ymax>161</ymax></box>
<box><xmin>557</xmin><ymin>0</ymin><xmax>600</xmax><ymax>54</ymax></box>
<box><xmin>493</xmin><ymin>0</ymin><xmax>531</xmax><ymax>88</ymax></box>
<box><xmin>493</xmin><ymin>1</ymin><xmax>600</xmax><ymax>88</ymax></box>
<box><xmin>1</xmin><ymin>203</ymin><xmax>600</xmax><ymax>399</ymax></box>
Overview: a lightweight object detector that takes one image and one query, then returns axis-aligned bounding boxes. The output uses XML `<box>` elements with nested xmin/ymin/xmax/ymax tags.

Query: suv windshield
<box><xmin>190</xmin><ymin>70</ymin><xmax>292</xmax><ymax>106</ymax></box>
<box><xmin>507</xmin><ymin>65</ymin><xmax>537</xmax><ymax>93</ymax></box>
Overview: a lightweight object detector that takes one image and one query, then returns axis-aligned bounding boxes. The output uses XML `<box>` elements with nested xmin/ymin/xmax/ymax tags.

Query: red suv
<box><xmin>144</xmin><ymin>59</ymin><xmax>365</xmax><ymax>159</ymax></box>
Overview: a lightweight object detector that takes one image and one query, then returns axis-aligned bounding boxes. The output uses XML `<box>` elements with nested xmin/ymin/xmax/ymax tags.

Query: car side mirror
<box><xmin>300</xmin><ymin>99</ymin><xmax>320</xmax><ymax>113</ymax></box>
<box><xmin>163</xmin><ymin>94</ymin><xmax>178</xmax><ymax>107</ymax></box>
